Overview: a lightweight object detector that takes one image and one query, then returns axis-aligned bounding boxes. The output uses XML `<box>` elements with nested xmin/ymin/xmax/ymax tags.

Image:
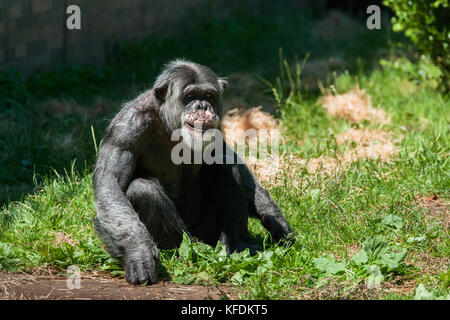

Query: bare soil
<box><xmin>0</xmin><ymin>271</ymin><xmax>235</xmax><ymax>300</ymax></box>
<box><xmin>415</xmin><ymin>194</ymin><xmax>450</xmax><ymax>229</ymax></box>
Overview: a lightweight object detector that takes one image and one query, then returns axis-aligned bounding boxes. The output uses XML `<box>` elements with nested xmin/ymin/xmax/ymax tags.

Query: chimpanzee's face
<box><xmin>181</xmin><ymin>83</ymin><xmax>220</xmax><ymax>129</ymax></box>
<box><xmin>154</xmin><ymin>62</ymin><xmax>227</xmax><ymax>151</ymax></box>
<box><xmin>178</xmin><ymin>82</ymin><xmax>221</xmax><ymax>152</ymax></box>
<box><xmin>156</xmin><ymin>68</ymin><xmax>225</xmax><ymax>152</ymax></box>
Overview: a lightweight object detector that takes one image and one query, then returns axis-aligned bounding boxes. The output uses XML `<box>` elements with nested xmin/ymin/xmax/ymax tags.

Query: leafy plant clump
<box><xmin>380</xmin><ymin>55</ymin><xmax>442</xmax><ymax>89</ymax></box>
<box><xmin>383</xmin><ymin>0</ymin><xmax>449</xmax><ymax>89</ymax></box>
<box><xmin>168</xmin><ymin>233</ymin><xmax>288</xmax><ymax>286</ymax></box>
<box><xmin>313</xmin><ymin>236</ymin><xmax>409</xmax><ymax>288</ymax></box>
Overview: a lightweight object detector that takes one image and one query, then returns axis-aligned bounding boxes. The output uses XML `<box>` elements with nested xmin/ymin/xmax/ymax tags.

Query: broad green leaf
<box><xmin>173</xmin><ymin>275</ymin><xmax>195</xmax><ymax>285</ymax></box>
<box><xmin>178</xmin><ymin>233</ymin><xmax>192</xmax><ymax>260</ymax></box>
<box><xmin>231</xmin><ymin>269</ymin><xmax>251</xmax><ymax>285</ymax></box>
<box><xmin>195</xmin><ymin>271</ymin><xmax>212</xmax><ymax>283</ymax></box>
<box><xmin>351</xmin><ymin>248</ymin><xmax>369</xmax><ymax>266</ymax></box>
<box><xmin>353</xmin><ymin>236</ymin><xmax>408</xmax><ymax>273</ymax></box>
<box><xmin>362</xmin><ymin>236</ymin><xmax>389</xmax><ymax>260</ymax></box>
<box><xmin>230</xmin><ymin>271</ymin><xmax>244</xmax><ymax>285</ymax></box>
<box><xmin>394</xmin><ymin>248</ymin><xmax>407</xmax><ymax>263</ymax></box>
<box><xmin>383</xmin><ymin>214</ymin><xmax>403</xmax><ymax>229</ymax></box>
<box><xmin>110</xmin><ymin>270</ymin><xmax>125</xmax><ymax>277</ymax></box>
<box><xmin>313</xmin><ymin>255</ymin><xmax>346</xmax><ymax>275</ymax></box>
<box><xmin>378</xmin><ymin>248</ymin><xmax>407</xmax><ymax>270</ymax></box>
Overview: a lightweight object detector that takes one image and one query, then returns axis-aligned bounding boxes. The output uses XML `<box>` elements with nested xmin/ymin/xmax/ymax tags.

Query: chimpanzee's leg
<box><xmin>126</xmin><ymin>178</ymin><xmax>189</xmax><ymax>250</ymax></box>
<box><xmin>203</xmin><ymin>163</ymin><xmax>263</xmax><ymax>255</ymax></box>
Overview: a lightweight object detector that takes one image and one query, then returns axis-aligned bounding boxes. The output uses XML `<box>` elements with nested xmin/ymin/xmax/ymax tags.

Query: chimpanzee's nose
<box><xmin>192</xmin><ymin>100</ymin><xmax>208</xmax><ymax>111</ymax></box>
<box><xmin>192</xmin><ymin>100</ymin><xmax>202</xmax><ymax>111</ymax></box>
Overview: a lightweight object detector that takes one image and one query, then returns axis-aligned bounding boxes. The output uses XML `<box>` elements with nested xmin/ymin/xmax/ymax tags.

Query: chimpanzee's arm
<box><xmin>238</xmin><ymin>160</ymin><xmax>296</xmax><ymax>245</ymax></box>
<box><xmin>223</xmin><ymin>143</ymin><xmax>295</xmax><ymax>245</ymax></box>
<box><xmin>92</xmin><ymin>101</ymin><xmax>160</xmax><ymax>284</ymax></box>
<box><xmin>93</xmin><ymin>141</ymin><xmax>154</xmax><ymax>254</ymax></box>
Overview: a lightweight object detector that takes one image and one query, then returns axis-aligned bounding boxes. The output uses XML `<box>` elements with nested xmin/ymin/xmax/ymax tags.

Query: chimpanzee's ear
<box><xmin>153</xmin><ymin>81</ymin><xmax>169</xmax><ymax>103</ymax></box>
<box><xmin>218</xmin><ymin>78</ymin><xmax>228</xmax><ymax>93</ymax></box>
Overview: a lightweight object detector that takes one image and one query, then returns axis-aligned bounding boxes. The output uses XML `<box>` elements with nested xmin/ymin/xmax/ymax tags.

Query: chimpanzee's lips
<box><xmin>185</xmin><ymin>121</ymin><xmax>204</xmax><ymax>132</ymax></box>
<box><xmin>184</xmin><ymin>120</ymin><xmax>215</xmax><ymax>132</ymax></box>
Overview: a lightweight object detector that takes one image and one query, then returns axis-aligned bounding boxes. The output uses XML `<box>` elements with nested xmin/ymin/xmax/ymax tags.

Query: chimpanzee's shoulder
<box><xmin>103</xmin><ymin>99</ymin><xmax>158</xmax><ymax>149</ymax></box>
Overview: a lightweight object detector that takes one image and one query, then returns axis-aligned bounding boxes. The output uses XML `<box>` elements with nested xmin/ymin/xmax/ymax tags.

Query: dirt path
<box><xmin>0</xmin><ymin>271</ymin><xmax>235</xmax><ymax>300</ymax></box>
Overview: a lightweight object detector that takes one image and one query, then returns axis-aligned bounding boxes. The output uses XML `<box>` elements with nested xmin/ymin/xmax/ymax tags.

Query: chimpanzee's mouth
<box><xmin>184</xmin><ymin>109</ymin><xmax>217</xmax><ymax>133</ymax></box>
<box><xmin>184</xmin><ymin>121</ymin><xmax>207</xmax><ymax>132</ymax></box>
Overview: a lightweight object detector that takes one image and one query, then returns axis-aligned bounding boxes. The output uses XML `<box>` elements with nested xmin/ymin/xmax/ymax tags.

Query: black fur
<box><xmin>93</xmin><ymin>60</ymin><xmax>295</xmax><ymax>285</ymax></box>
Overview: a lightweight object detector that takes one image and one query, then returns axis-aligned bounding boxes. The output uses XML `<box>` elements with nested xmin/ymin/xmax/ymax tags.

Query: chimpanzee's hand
<box><xmin>123</xmin><ymin>244</ymin><xmax>159</xmax><ymax>285</ymax></box>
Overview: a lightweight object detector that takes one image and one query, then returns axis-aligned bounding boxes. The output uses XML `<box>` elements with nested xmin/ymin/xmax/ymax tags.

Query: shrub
<box><xmin>383</xmin><ymin>0</ymin><xmax>449</xmax><ymax>89</ymax></box>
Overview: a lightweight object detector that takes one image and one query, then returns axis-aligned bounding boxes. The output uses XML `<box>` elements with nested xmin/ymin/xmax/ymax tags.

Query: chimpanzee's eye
<box><xmin>186</xmin><ymin>93</ymin><xmax>195</xmax><ymax>102</ymax></box>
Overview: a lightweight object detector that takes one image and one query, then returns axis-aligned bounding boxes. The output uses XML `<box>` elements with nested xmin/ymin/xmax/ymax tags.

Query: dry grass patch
<box><xmin>221</xmin><ymin>107</ymin><xmax>282</xmax><ymax>183</ymax></box>
<box><xmin>243</xmin><ymin>155</ymin><xmax>283</xmax><ymax>185</ymax></box>
<box><xmin>405</xmin><ymin>251</ymin><xmax>449</xmax><ymax>279</ymax></box>
<box><xmin>297</xmin><ymin>128</ymin><xmax>398</xmax><ymax>175</ymax></box>
<box><xmin>220</xmin><ymin>89</ymin><xmax>399</xmax><ymax>180</ymax></box>
<box><xmin>320</xmin><ymin>87</ymin><xmax>390</xmax><ymax>124</ymax></box>
<box><xmin>337</xmin><ymin>127</ymin><xmax>397</xmax><ymax>164</ymax></box>
<box><xmin>51</xmin><ymin>231</ymin><xmax>79</xmax><ymax>247</ymax></box>
<box><xmin>221</xmin><ymin>106</ymin><xmax>279</xmax><ymax>142</ymax></box>
<box><xmin>302</xmin><ymin>87</ymin><xmax>398</xmax><ymax>175</ymax></box>
<box><xmin>221</xmin><ymin>113</ymin><xmax>398</xmax><ymax>180</ymax></box>
<box><xmin>336</xmin><ymin>128</ymin><xmax>391</xmax><ymax>145</ymax></box>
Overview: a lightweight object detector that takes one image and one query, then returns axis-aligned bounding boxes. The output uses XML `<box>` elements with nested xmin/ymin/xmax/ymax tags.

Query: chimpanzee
<box><xmin>93</xmin><ymin>60</ymin><xmax>295</xmax><ymax>285</ymax></box>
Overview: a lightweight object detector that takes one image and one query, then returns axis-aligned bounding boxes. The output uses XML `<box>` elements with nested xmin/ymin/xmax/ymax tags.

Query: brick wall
<box><xmin>0</xmin><ymin>0</ymin><xmax>199</xmax><ymax>75</ymax></box>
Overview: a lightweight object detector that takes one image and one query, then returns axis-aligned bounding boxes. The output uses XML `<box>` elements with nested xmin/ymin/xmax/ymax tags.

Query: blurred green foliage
<box><xmin>380</xmin><ymin>55</ymin><xmax>442</xmax><ymax>88</ymax></box>
<box><xmin>383</xmin><ymin>0</ymin><xmax>449</xmax><ymax>89</ymax></box>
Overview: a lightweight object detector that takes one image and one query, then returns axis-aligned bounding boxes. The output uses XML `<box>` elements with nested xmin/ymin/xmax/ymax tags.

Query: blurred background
<box><xmin>1</xmin><ymin>0</ymin><xmax>387</xmax><ymax>75</ymax></box>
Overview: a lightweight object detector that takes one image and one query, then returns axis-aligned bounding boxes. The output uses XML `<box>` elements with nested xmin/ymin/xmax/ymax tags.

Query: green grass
<box><xmin>0</xmin><ymin>166</ymin><xmax>119</xmax><ymax>273</ymax></box>
<box><xmin>0</xmin><ymin>3</ymin><xmax>448</xmax><ymax>299</ymax></box>
<box><xmin>1</xmin><ymin>65</ymin><xmax>448</xmax><ymax>299</ymax></box>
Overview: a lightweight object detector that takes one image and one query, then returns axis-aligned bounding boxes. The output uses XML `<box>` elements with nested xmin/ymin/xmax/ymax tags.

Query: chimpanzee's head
<box><xmin>152</xmin><ymin>60</ymin><xmax>227</xmax><ymax>151</ymax></box>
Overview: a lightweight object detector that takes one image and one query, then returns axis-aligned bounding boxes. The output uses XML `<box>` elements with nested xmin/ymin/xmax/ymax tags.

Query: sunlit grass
<box><xmin>1</xmin><ymin>66</ymin><xmax>448</xmax><ymax>299</ymax></box>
